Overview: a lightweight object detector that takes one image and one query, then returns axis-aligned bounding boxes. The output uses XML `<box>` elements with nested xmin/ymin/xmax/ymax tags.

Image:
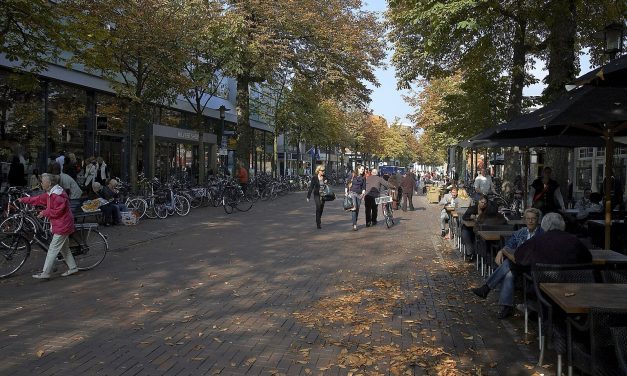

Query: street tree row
<box><xmin>1</xmin><ymin>0</ymin><xmax>386</xmax><ymax>182</ymax></box>
<box><xmin>387</xmin><ymin>0</ymin><xmax>625</xmax><ymax>172</ymax></box>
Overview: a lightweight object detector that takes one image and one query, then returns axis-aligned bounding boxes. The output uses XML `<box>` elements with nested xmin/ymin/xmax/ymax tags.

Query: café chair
<box><xmin>474</xmin><ymin>224</ymin><xmax>515</xmax><ymax>276</ymax></box>
<box><xmin>530</xmin><ymin>263</ymin><xmax>595</xmax><ymax>373</ymax></box>
<box><xmin>611</xmin><ymin>327</ymin><xmax>627</xmax><ymax>376</ymax></box>
<box><xmin>600</xmin><ymin>270</ymin><xmax>627</xmax><ymax>283</ymax></box>
<box><xmin>568</xmin><ymin>308</ymin><xmax>627</xmax><ymax>376</ymax></box>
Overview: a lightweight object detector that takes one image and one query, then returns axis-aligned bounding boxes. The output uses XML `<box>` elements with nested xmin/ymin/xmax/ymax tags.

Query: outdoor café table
<box><xmin>587</xmin><ymin>219</ymin><xmax>627</xmax><ymax>252</ymax></box>
<box><xmin>476</xmin><ymin>230</ymin><xmax>514</xmax><ymax>275</ymax></box>
<box><xmin>506</xmin><ymin>217</ymin><xmax>525</xmax><ymax>228</ymax></box>
<box><xmin>540</xmin><ymin>283</ymin><xmax>627</xmax><ymax>314</ymax></box>
<box><xmin>502</xmin><ymin>249</ymin><xmax>627</xmax><ymax>266</ymax></box>
<box><xmin>444</xmin><ymin>206</ymin><xmax>457</xmax><ymax>238</ymax></box>
<box><xmin>462</xmin><ymin>219</ymin><xmax>475</xmax><ymax>228</ymax></box>
<box><xmin>476</xmin><ymin>230</ymin><xmax>514</xmax><ymax>242</ymax></box>
<box><xmin>541</xmin><ymin>283</ymin><xmax>627</xmax><ymax>376</ymax></box>
<box><xmin>589</xmin><ymin>249</ymin><xmax>627</xmax><ymax>266</ymax></box>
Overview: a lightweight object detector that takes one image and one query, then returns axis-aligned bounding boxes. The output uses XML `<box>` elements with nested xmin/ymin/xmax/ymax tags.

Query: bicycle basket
<box><xmin>375</xmin><ymin>195</ymin><xmax>392</xmax><ymax>204</ymax></box>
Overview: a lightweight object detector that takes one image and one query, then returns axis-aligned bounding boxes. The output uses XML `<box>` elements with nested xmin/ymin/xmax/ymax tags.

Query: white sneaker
<box><xmin>61</xmin><ymin>268</ymin><xmax>78</xmax><ymax>277</ymax></box>
<box><xmin>32</xmin><ymin>273</ymin><xmax>51</xmax><ymax>279</ymax></box>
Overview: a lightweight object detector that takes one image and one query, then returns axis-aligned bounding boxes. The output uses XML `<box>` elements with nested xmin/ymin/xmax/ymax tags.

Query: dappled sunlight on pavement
<box><xmin>0</xmin><ymin>192</ymin><xmax>547</xmax><ymax>375</ymax></box>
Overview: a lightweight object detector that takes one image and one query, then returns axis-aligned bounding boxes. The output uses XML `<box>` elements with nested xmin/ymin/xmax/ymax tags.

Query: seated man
<box><xmin>89</xmin><ymin>182</ymin><xmax>120</xmax><ymax>226</ymax></box>
<box><xmin>104</xmin><ymin>179</ymin><xmax>128</xmax><ymax>218</ymax></box>
<box><xmin>513</xmin><ymin>212</ymin><xmax>592</xmax><ymax>267</ymax></box>
<box><xmin>574</xmin><ymin>188</ymin><xmax>602</xmax><ymax>220</ymax></box>
<box><xmin>460</xmin><ymin>194</ymin><xmax>501</xmax><ymax>258</ymax></box>
<box><xmin>472</xmin><ymin>208</ymin><xmax>544</xmax><ymax>319</ymax></box>
<box><xmin>439</xmin><ymin>187</ymin><xmax>459</xmax><ymax>237</ymax></box>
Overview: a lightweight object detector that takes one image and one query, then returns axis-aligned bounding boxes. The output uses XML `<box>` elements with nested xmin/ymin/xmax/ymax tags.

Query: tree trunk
<box><xmin>544</xmin><ymin>147</ymin><xmax>570</xmax><ymax>199</ymax></box>
<box><xmin>236</xmin><ymin>75</ymin><xmax>252</xmax><ymax>174</ymax></box>
<box><xmin>542</xmin><ymin>0</ymin><xmax>577</xmax><ymax>102</ymax></box>
<box><xmin>501</xmin><ymin>19</ymin><xmax>527</xmax><ymax>203</ymax></box>
<box><xmin>542</xmin><ymin>0</ymin><xmax>577</xmax><ymax>199</ymax></box>
<box><xmin>507</xmin><ymin>19</ymin><xmax>527</xmax><ymax>120</ymax></box>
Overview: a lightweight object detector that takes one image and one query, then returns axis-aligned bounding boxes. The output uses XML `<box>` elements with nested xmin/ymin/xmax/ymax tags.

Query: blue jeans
<box><xmin>351</xmin><ymin>193</ymin><xmax>361</xmax><ymax>226</ymax></box>
<box><xmin>485</xmin><ymin>259</ymin><xmax>515</xmax><ymax>306</ymax></box>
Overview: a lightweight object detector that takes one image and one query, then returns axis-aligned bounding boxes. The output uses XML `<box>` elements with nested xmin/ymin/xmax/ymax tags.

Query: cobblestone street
<box><xmin>0</xmin><ymin>193</ymin><xmax>548</xmax><ymax>375</ymax></box>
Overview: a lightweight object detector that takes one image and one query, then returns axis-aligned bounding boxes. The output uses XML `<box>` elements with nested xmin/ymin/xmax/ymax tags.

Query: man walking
<box><xmin>400</xmin><ymin>172</ymin><xmax>416</xmax><ymax>211</ymax></box>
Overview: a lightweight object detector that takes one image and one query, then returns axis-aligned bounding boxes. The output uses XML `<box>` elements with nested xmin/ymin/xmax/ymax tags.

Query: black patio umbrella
<box><xmin>489</xmin><ymin>85</ymin><xmax>627</xmax><ymax>248</ymax></box>
<box><xmin>574</xmin><ymin>54</ymin><xmax>627</xmax><ymax>87</ymax></box>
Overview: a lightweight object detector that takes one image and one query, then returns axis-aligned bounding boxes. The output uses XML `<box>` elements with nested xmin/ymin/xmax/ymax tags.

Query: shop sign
<box><xmin>176</xmin><ymin>130</ymin><xmax>199</xmax><ymax>141</ymax></box>
<box><xmin>228</xmin><ymin>138</ymin><xmax>237</xmax><ymax>150</ymax></box>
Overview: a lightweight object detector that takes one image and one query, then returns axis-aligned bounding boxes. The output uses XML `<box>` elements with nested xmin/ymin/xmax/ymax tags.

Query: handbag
<box><xmin>343</xmin><ymin>194</ymin><xmax>354</xmax><ymax>210</ymax></box>
<box><xmin>322</xmin><ymin>185</ymin><xmax>336</xmax><ymax>201</ymax></box>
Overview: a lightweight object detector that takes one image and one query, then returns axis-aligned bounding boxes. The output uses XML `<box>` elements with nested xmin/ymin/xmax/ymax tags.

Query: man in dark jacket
<box><xmin>530</xmin><ymin>167</ymin><xmax>565</xmax><ymax>214</ymax></box>
<box><xmin>513</xmin><ymin>212</ymin><xmax>592</xmax><ymax>266</ymax></box>
<box><xmin>400</xmin><ymin>172</ymin><xmax>416</xmax><ymax>211</ymax></box>
<box><xmin>365</xmin><ymin>168</ymin><xmax>389</xmax><ymax>227</ymax></box>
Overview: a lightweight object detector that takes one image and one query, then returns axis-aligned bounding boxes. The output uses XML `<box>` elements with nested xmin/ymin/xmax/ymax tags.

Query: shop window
<box><xmin>48</xmin><ymin>82</ymin><xmax>88</xmax><ymax>164</ymax></box>
<box><xmin>160</xmin><ymin>107</ymin><xmax>183</xmax><ymax>128</ymax></box>
<box><xmin>597</xmin><ymin>148</ymin><xmax>605</xmax><ymax>157</ymax></box>
<box><xmin>576</xmin><ymin>167</ymin><xmax>592</xmax><ymax>189</ymax></box>
<box><xmin>578</xmin><ymin>147</ymin><xmax>593</xmax><ymax>158</ymax></box>
<box><xmin>95</xmin><ymin>93</ymin><xmax>128</xmax><ymax>134</ymax></box>
<box><xmin>0</xmin><ymin>71</ymin><xmax>44</xmax><ymax>176</ymax></box>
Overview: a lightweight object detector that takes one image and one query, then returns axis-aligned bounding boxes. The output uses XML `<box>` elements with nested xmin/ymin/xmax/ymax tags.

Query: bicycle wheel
<box><xmin>144</xmin><ymin>198</ymin><xmax>158</xmax><ymax>219</ymax></box>
<box><xmin>236</xmin><ymin>194</ymin><xmax>254</xmax><ymax>212</ymax></box>
<box><xmin>155</xmin><ymin>204</ymin><xmax>168</xmax><ymax>219</ymax></box>
<box><xmin>126</xmin><ymin>198</ymin><xmax>147</xmax><ymax>219</ymax></box>
<box><xmin>0</xmin><ymin>215</ymin><xmax>37</xmax><ymax>244</ymax></box>
<box><xmin>260</xmin><ymin>187</ymin><xmax>271</xmax><ymax>201</ymax></box>
<box><xmin>222</xmin><ymin>195</ymin><xmax>234</xmax><ymax>214</ymax></box>
<box><xmin>189</xmin><ymin>191</ymin><xmax>203</xmax><ymax>208</ymax></box>
<box><xmin>70</xmin><ymin>228</ymin><xmax>108</xmax><ymax>270</ymax></box>
<box><xmin>385</xmin><ymin>204</ymin><xmax>394</xmax><ymax>229</ymax></box>
<box><xmin>174</xmin><ymin>195</ymin><xmax>191</xmax><ymax>216</ymax></box>
<box><xmin>0</xmin><ymin>233</ymin><xmax>31</xmax><ymax>278</ymax></box>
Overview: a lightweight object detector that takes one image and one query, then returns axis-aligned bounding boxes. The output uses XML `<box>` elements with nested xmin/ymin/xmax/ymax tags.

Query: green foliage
<box><xmin>0</xmin><ymin>0</ymin><xmax>70</xmax><ymax>72</ymax></box>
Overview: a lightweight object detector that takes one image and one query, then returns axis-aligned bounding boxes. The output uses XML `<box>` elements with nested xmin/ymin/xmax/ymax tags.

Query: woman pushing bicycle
<box><xmin>19</xmin><ymin>173</ymin><xmax>78</xmax><ymax>280</ymax></box>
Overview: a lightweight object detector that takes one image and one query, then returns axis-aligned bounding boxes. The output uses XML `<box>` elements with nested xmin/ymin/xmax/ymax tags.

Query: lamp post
<box><xmin>217</xmin><ymin>105</ymin><xmax>230</xmax><ymax>174</ymax></box>
<box><xmin>597</xmin><ymin>22</ymin><xmax>625</xmax><ymax>60</ymax></box>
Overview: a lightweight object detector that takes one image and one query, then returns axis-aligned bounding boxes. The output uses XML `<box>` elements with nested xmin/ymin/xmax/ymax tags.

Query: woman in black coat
<box><xmin>7</xmin><ymin>156</ymin><xmax>26</xmax><ymax>187</ymax></box>
<box><xmin>307</xmin><ymin>165</ymin><xmax>327</xmax><ymax>229</ymax></box>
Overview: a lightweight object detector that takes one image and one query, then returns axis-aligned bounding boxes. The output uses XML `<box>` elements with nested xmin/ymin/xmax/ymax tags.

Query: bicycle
<box><xmin>375</xmin><ymin>193</ymin><xmax>394</xmax><ymax>229</ymax></box>
<box><xmin>0</xmin><ymin>207</ymin><xmax>108</xmax><ymax>278</ymax></box>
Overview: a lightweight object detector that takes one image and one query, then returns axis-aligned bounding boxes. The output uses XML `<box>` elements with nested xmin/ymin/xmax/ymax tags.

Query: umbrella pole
<box><xmin>523</xmin><ymin>148</ymin><xmax>529</xmax><ymax>210</ymax></box>
<box><xmin>604</xmin><ymin>132</ymin><xmax>614</xmax><ymax>250</ymax></box>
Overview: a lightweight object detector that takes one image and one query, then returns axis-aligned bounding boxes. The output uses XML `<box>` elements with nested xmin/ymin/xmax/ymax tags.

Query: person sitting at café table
<box><xmin>573</xmin><ymin>188</ymin><xmax>602</xmax><ymax>220</ymax></box>
<box><xmin>88</xmin><ymin>182</ymin><xmax>120</xmax><ymax>226</ymax></box>
<box><xmin>472</xmin><ymin>208</ymin><xmax>544</xmax><ymax>319</ymax></box>
<box><xmin>530</xmin><ymin>166</ymin><xmax>565</xmax><ymax>214</ymax></box>
<box><xmin>439</xmin><ymin>187</ymin><xmax>459</xmax><ymax>238</ymax></box>
<box><xmin>513</xmin><ymin>213</ymin><xmax>592</xmax><ymax>269</ymax></box>
<box><xmin>460</xmin><ymin>194</ymin><xmax>503</xmax><ymax>259</ymax></box>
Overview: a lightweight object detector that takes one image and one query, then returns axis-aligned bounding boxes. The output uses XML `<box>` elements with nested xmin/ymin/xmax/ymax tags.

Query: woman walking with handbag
<box><xmin>345</xmin><ymin>165</ymin><xmax>366</xmax><ymax>231</ymax></box>
<box><xmin>307</xmin><ymin>165</ymin><xmax>327</xmax><ymax>229</ymax></box>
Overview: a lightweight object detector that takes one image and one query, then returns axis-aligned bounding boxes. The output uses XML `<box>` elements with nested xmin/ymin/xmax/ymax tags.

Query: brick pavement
<box><xmin>0</xmin><ymin>192</ymin><xmax>550</xmax><ymax>375</ymax></box>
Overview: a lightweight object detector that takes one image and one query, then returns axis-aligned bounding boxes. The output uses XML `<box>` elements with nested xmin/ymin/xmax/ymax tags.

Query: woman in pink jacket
<box><xmin>20</xmin><ymin>173</ymin><xmax>78</xmax><ymax>279</ymax></box>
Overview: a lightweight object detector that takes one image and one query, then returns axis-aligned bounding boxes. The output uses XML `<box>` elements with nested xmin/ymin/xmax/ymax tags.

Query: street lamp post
<box><xmin>217</xmin><ymin>105</ymin><xmax>230</xmax><ymax>174</ymax></box>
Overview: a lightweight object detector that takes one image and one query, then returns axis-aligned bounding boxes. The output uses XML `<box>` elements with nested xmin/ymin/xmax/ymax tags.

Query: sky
<box><xmin>362</xmin><ymin>1</ymin><xmax>594</xmax><ymax>126</ymax></box>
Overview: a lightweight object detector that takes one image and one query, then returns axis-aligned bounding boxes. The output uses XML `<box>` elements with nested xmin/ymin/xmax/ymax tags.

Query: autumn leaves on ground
<box><xmin>293</xmin><ymin>276</ymin><xmax>466</xmax><ymax>376</ymax></box>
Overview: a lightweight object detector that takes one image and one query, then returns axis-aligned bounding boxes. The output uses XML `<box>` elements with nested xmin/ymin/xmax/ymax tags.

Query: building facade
<box><xmin>0</xmin><ymin>52</ymin><xmax>275</xmax><ymax>186</ymax></box>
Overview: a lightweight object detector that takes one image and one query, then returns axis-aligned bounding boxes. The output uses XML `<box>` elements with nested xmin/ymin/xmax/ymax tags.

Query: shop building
<box><xmin>0</xmin><ymin>53</ymin><xmax>275</xmax><ymax>186</ymax></box>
